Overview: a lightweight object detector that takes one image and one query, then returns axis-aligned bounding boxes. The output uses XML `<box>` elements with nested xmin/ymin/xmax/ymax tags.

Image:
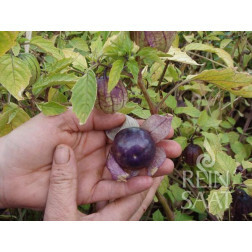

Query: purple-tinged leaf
<box><xmin>106</xmin><ymin>153</ymin><xmax>129</xmax><ymax>182</ymax></box>
<box><xmin>141</xmin><ymin>114</ymin><xmax>173</xmax><ymax>143</ymax></box>
<box><xmin>147</xmin><ymin>147</ymin><xmax>166</xmax><ymax>176</ymax></box>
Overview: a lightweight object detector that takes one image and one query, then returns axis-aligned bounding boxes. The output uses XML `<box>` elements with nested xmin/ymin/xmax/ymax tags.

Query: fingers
<box><xmin>130</xmin><ymin>177</ymin><xmax>163</xmax><ymax>221</ymax></box>
<box><xmin>157</xmin><ymin>140</ymin><xmax>182</xmax><ymax>158</ymax></box>
<box><xmin>90</xmin><ymin>176</ymin><xmax>153</xmax><ymax>203</ymax></box>
<box><xmin>93</xmin><ymin>177</ymin><xmax>162</xmax><ymax>221</ymax></box>
<box><xmin>60</xmin><ymin>108</ymin><xmax>126</xmax><ymax>132</ymax></box>
<box><xmin>44</xmin><ymin>145</ymin><xmax>79</xmax><ymax>221</ymax></box>
<box><xmin>152</xmin><ymin>158</ymin><xmax>174</xmax><ymax>177</ymax></box>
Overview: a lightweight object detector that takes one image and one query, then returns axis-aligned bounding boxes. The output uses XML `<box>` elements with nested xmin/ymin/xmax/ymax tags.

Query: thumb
<box><xmin>44</xmin><ymin>145</ymin><xmax>78</xmax><ymax>221</ymax></box>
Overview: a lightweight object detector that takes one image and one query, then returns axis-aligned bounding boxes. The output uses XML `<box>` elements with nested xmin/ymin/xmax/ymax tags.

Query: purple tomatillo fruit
<box><xmin>130</xmin><ymin>31</ymin><xmax>176</xmax><ymax>53</ymax></box>
<box><xmin>95</xmin><ymin>76</ymin><xmax>128</xmax><ymax>114</ymax></box>
<box><xmin>106</xmin><ymin>114</ymin><xmax>173</xmax><ymax>182</ymax></box>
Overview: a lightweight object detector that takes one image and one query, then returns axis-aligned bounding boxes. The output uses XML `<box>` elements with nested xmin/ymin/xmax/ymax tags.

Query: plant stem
<box><xmin>156</xmin><ymin>78</ymin><xmax>192</xmax><ymax>112</ymax></box>
<box><xmin>156</xmin><ymin>191</ymin><xmax>174</xmax><ymax>221</ymax></box>
<box><xmin>137</xmin><ymin>69</ymin><xmax>157</xmax><ymax>114</ymax></box>
<box><xmin>187</xmin><ymin>51</ymin><xmax>227</xmax><ymax>68</ymax></box>
<box><xmin>156</xmin><ymin>60</ymin><xmax>169</xmax><ymax>92</ymax></box>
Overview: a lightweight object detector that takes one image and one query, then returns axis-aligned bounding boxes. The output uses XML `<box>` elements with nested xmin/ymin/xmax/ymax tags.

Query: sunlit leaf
<box><xmin>71</xmin><ymin>70</ymin><xmax>97</xmax><ymax>125</ymax></box>
<box><xmin>30</xmin><ymin>36</ymin><xmax>63</xmax><ymax>60</ymax></box>
<box><xmin>108</xmin><ymin>59</ymin><xmax>124</xmax><ymax>92</ymax></box>
<box><xmin>0</xmin><ymin>31</ymin><xmax>19</xmax><ymax>57</ymax></box>
<box><xmin>0</xmin><ymin>54</ymin><xmax>31</xmax><ymax>100</ymax></box>
<box><xmin>38</xmin><ymin>101</ymin><xmax>67</xmax><ymax>116</ymax></box>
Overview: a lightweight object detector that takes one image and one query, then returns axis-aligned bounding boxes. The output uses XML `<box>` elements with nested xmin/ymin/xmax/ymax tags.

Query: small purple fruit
<box><xmin>95</xmin><ymin>77</ymin><xmax>128</xmax><ymax>114</ymax></box>
<box><xmin>130</xmin><ymin>31</ymin><xmax>176</xmax><ymax>52</ymax></box>
<box><xmin>183</xmin><ymin>143</ymin><xmax>203</xmax><ymax>166</ymax></box>
<box><xmin>111</xmin><ymin>127</ymin><xmax>156</xmax><ymax>170</ymax></box>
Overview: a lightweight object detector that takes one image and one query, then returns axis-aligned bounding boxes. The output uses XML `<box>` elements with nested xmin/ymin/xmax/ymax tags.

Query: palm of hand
<box><xmin>0</xmin><ymin>108</ymin><xmax>179</xmax><ymax>210</ymax></box>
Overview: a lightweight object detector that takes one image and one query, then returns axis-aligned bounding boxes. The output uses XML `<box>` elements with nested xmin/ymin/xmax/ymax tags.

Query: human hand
<box><xmin>44</xmin><ymin>144</ymin><xmax>163</xmax><ymax>221</ymax></box>
<box><xmin>0</xmin><ymin>108</ymin><xmax>181</xmax><ymax>209</ymax></box>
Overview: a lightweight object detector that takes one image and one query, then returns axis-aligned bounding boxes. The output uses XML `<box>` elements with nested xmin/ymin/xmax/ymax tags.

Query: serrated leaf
<box><xmin>152</xmin><ymin>209</ymin><xmax>164</xmax><ymax>221</ymax></box>
<box><xmin>169</xmin><ymin>183</ymin><xmax>188</xmax><ymax>202</ymax></box>
<box><xmin>192</xmin><ymin>68</ymin><xmax>252</xmax><ymax>98</ymax></box>
<box><xmin>207</xmin><ymin>187</ymin><xmax>232</xmax><ymax>219</ymax></box>
<box><xmin>103</xmin><ymin>32</ymin><xmax>133</xmax><ymax>57</ymax></box>
<box><xmin>30</xmin><ymin>36</ymin><xmax>63</xmax><ymax>60</ymax></box>
<box><xmin>0</xmin><ymin>54</ymin><xmax>31</xmax><ymax>100</ymax></box>
<box><xmin>171</xmin><ymin>116</ymin><xmax>182</xmax><ymax>130</ymax></box>
<box><xmin>62</xmin><ymin>48</ymin><xmax>87</xmax><ymax>71</ymax></box>
<box><xmin>69</xmin><ymin>37</ymin><xmax>89</xmax><ymax>52</ymax></box>
<box><xmin>48</xmin><ymin>87</ymin><xmax>67</xmax><ymax>103</ymax></box>
<box><xmin>38</xmin><ymin>101</ymin><xmax>67</xmax><ymax>116</ymax></box>
<box><xmin>197</xmin><ymin>110</ymin><xmax>221</xmax><ymax>129</ymax></box>
<box><xmin>131</xmin><ymin>108</ymin><xmax>151</xmax><ymax>119</ymax></box>
<box><xmin>108</xmin><ymin>59</ymin><xmax>124</xmax><ymax>92</ymax></box>
<box><xmin>137</xmin><ymin>47</ymin><xmax>163</xmax><ymax>64</ymax></box>
<box><xmin>32</xmin><ymin>73</ymin><xmax>78</xmax><ymax>95</ymax></box>
<box><xmin>71</xmin><ymin>70</ymin><xmax>97</xmax><ymax>125</ymax></box>
<box><xmin>164</xmin><ymin>94</ymin><xmax>177</xmax><ymax>109</ymax></box>
<box><xmin>0</xmin><ymin>103</ymin><xmax>30</xmax><ymax>137</ymax></box>
<box><xmin>174</xmin><ymin>106</ymin><xmax>201</xmax><ymax>117</ymax></box>
<box><xmin>174</xmin><ymin>210</ymin><xmax>194</xmax><ymax>221</ymax></box>
<box><xmin>126</xmin><ymin>59</ymin><xmax>139</xmax><ymax>84</ymax></box>
<box><xmin>158</xmin><ymin>175</ymin><xmax>169</xmax><ymax>195</ymax></box>
<box><xmin>47</xmin><ymin>58</ymin><xmax>73</xmax><ymax>73</ymax></box>
<box><xmin>163</xmin><ymin>46</ymin><xmax>200</xmax><ymax>65</ymax></box>
<box><xmin>185</xmin><ymin>43</ymin><xmax>233</xmax><ymax>67</ymax></box>
<box><xmin>174</xmin><ymin>136</ymin><xmax>187</xmax><ymax>150</ymax></box>
<box><xmin>213</xmin><ymin>151</ymin><xmax>236</xmax><ymax>176</ymax></box>
<box><xmin>0</xmin><ymin>31</ymin><xmax>19</xmax><ymax>57</ymax></box>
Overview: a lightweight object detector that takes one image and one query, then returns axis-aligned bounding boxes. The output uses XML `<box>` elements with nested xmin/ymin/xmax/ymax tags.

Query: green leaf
<box><xmin>38</xmin><ymin>102</ymin><xmax>67</xmax><ymax>116</ymax></box>
<box><xmin>47</xmin><ymin>58</ymin><xmax>73</xmax><ymax>73</ymax></box>
<box><xmin>164</xmin><ymin>46</ymin><xmax>200</xmax><ymax>65</ymax></box>
<box><xmin>131</xmin><ymin>108</ymin><xmax>151</xmax><ymax>119</ymax></box>
<box><xmin>48</xmin><ymin>88</ymin><xmax>67</xmax><ymax>103</ymax></box>
<box><xmin>137</xmin><ymin>47</ymin><xmax>163</xmax><ymax>64</ymax></box>
<box><xmin>232</xmin><ymin>173</ymin><xmax>242</xmax><ymax>185</ymax></box>
<box><xmin>244</xmin><ymin>179</ymin><xmax>252</xmax><ymax>197</ymax></box>
<box><xmin>213</xmin><ymin>151</ymin><xmax>237</xmax><ymax>176</ymax></box>
<box><xmin>71</xmin><ymin>70</ymin><xmax>97</xmax><ymax>125</ymax></box>
<box><xmin>108</xmin><ymin>59</ymin><xmax>124</xmax><ymax>92</ymax></box>
<box><xmin>32</xmin><ymin>73</ymin><xmax>78</xmax><ymax>95</ymax></box>
<box><xmin>62</xmin><ymin>48</ymin><xmax>87</xmax><ymax>71</ymax></box>
<box><xmin>220</xmin><ymin>39</ymin><xmax>232</xmax><ymax>49</ymax></box>
<box><xmin>171</xmin><ymin>116</ymin><xmax>182</xmax><ymax>130</ymax></box>
<box><xmin>169</xmin><ymin>183</ymin><xmax>188</xmax><ymax>202</ymax></box>
<box><xmin>242</xmin><ymin>160</ymin><xmax>252</xmax><ymax>169</ymax></box>
<box><xmin>12</xmin><ymin>42</ymin><xmax>21</xmax><ymax>56</ymax></box>
<box><xmin>30</xmin><ymin>36</ymin><xmax>63</xmax><ymax>60</ymax></box>
<box><xmin>0</xmin><ymin>31</ymin><xmax>19</xmax><ymax>57</ymax></box>
<box><xmin>103</xmin><ymin>32</ymin><xmax>133</xmax><ymax>57</ymax></box>
<box><xmin>69</xmin><ymin>38</ymin><xmax>89</xmax><ymax>52</ymax></box>
<box><xmin>192</xmin><ymin>68</ymin><xmax>252</xmax><ymax>98</ymax></box>
<box><xmin>90</xmin><ymin>36</ymin><xmax>103</xmax><ymax>60</ymax></box>
<box><xmin>173</xmin><ymin>136</ymin><xmax>187</xmax><ymax>150</ymax></box>
<box><xmin>152</xmin><ymin>209</ymin><xmax>164</xmax><ymax>221</ymax></box>
<box><xmin>0</xmin><ymin>54</ymin><xmax>31</xmax><ymax>100</ymax></box>
<box><xmin>174</xmin><ymin>210</ymin><xmax>194</xmax><ymax>221</ymax></box>
<box><xmin>164</xmin><ymin>95</ymin><xmax>177</xmax><ymax>109</ymax></box>
<box><xmin>207</xmin><ymin>187</ymin><xmax>232</xmax><ymax>219</ymax></box>
<box><xmin>246</xmin><ymin>136</ymin><xmax>252</xmax><ymax>146</ymax></box>
<box><xmin>158</xmin><ymin>175</ymin><xmax>169</xmax><ymax>195</ymax></box>
<box><xmin>126</xmin><ymin>59</ymin><xmax>139</xmax><ymax>84</ymax></box>
<box><xmin>174</xmin><ymin>106</ymin><xmax>201</xmax><ymax>117</ymax></box>
<box><xmin>0</xmin><ymin>103</ymin><xmax>30</xmax><ymax>137</ymax></box>
<box><xmin>197</xmin><ymin>110</ymin><xmax>221</xmax><ymax>129</ymax></box>
<box><xmin>185</xmin><ymin>43</ymin><xmax>233</xmax><ymax>67</ymax></box>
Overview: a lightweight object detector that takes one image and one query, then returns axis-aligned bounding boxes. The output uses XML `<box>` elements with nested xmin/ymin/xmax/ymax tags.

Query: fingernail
<box><xmin>54</xmin><ymin>145</ymin><xmax>70</xmax><ymax>164</ymax></box>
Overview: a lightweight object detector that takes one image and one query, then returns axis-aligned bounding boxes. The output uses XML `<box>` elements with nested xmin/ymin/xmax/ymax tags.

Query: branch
<box><xmin>156</xmin><ymin>78</ymin><xmax>192</xmax><ymax>112</ymax></box>
<box><xmin>187</xmin><ymin>51</ymin><xmax>227</xmax><ymax>68</ymax></box>
<box><xmin>137</xmin><ymin>69</ymin><xmax>157</xmax><ymax>114</ymax></box>
<box><xmin>156</xmin><ymin>60</ymin><xmax>169</xmax><ymax>92</ymax></box>
<box><xmin>156</xmin><ymin>191</ymin><xmax>174</xmax><ymax>221</ymax></box>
